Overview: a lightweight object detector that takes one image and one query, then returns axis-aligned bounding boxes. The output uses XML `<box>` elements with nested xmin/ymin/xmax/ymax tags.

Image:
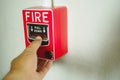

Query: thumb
<box><xmin>26</xmin><ymin>36</ymin><xmax>42</xmax><ymax>53</ymax></box>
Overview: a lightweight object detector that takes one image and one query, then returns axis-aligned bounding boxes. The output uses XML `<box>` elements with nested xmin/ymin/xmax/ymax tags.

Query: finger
<box><xmin>37</xmin><ymin>59</ymin><xmax>47</xmax><ymax>72</ymax></box>
<box><xmin>37</xmin><ymin>60</ymin><xmax>53</xmax><ymax>76</ymax></box>
<box><xmin>25</xmin><ymin>36</ymin><xmax>42</xmax><ymax>53</ymax></box>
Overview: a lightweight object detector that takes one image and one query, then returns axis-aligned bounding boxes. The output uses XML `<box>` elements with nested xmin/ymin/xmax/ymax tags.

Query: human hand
<box><xmin>3</xmin><ymin>36</ymin><xmax>52</xmax><ymax>80</ymax></box>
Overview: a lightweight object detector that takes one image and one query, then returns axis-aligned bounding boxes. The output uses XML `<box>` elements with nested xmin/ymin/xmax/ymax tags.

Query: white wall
<box><xmin>0</xmin><ymin>0</ymin><xmax>120</xmax><ymax>80</ymax></box>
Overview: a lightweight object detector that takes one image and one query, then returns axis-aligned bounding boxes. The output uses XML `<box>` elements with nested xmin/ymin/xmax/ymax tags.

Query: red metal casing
<box><xmin>22</xmin><ymin>6</ymin><xmax>68</xmax><ymax>60</ymax></box>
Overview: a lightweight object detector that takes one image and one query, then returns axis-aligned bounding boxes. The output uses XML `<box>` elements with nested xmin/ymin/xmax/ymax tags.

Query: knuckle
<box><xmin>24</xmin><ymin>47</ymin><xmax>34</xmax><ymax>53</ymax></box>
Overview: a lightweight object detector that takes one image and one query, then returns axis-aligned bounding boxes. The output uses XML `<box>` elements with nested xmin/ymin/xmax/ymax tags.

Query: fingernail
<box><xmin>35</xmin><ymin>36</ymin><xmax>42</xmax><ymax>40</ymax></box>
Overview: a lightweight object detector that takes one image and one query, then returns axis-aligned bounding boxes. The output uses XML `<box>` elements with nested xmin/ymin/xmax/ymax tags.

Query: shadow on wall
<box><xmin>102</xmin><ymin>15</ymin><xmax>120</xmax><ymax>80</ymax></box>
<box><xmin>53</xmin><ymin>52</ymin><xmax>105</xmax><ymax>80</ymax></box>
<box><xmin>53</xmin><ymin>16</ymin><xmax>120</xmax><ymax>80</ymax></box>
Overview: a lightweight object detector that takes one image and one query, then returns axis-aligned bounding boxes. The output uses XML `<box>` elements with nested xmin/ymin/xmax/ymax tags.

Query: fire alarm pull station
<box><xmin>22</xmin><ymin>0</ymin><xmax>68</xmax><ymax>60</ymax></box>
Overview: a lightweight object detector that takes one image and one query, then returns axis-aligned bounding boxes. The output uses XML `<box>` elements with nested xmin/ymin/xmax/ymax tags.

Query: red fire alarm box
<box><xmin>22</xmin><ymin>0</ymin><xmax>68</xmax><ymax>60</ymax></box>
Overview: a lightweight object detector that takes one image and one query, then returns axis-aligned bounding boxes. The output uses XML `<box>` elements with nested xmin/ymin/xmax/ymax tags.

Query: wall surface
<box><xmin>0</xmin><ymin>0</ymin><xmax>120</xmax><ymax>80</ymax></box>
